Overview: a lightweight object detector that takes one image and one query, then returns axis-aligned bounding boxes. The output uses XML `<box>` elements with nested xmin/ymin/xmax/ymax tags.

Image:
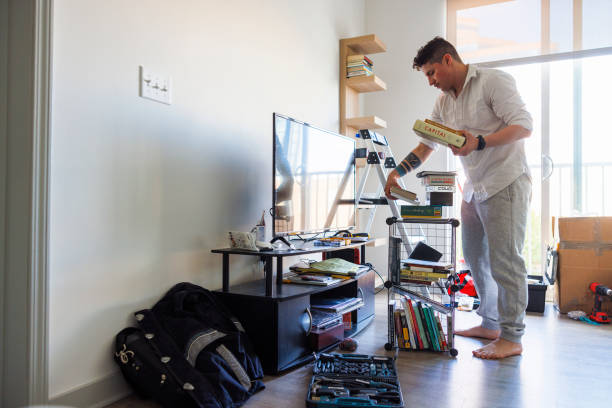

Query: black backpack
<box><xmin>114</xmin><ymin>282</ymin><xmax>265</xmax><ymax>408</ymax></box>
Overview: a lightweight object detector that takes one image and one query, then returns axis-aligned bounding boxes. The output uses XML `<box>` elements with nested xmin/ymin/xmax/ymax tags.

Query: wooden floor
<box><xmin>107</xmin><ymin>291</ymin><xmax>612</xmax><ymax>408</ymax></box>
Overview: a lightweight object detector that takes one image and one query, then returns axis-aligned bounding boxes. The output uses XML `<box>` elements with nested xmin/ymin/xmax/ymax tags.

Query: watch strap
<box><xmin>477</xmin><ymin>135</ymin><xmax>486</xmax><ymax>151</ymax></box>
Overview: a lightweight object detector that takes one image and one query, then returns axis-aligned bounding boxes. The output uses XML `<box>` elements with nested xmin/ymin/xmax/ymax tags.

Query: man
<box><xmin>385</xmin><ymin>37</ymin><xmax>532</xmax><ymax>359</ymax></box>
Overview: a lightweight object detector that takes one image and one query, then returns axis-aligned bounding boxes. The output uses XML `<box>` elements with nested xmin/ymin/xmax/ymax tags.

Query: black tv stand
<box><xmin>211</xmin><ymin>240</ymin><xmax>375</xmax><ymax>374</ymax></box>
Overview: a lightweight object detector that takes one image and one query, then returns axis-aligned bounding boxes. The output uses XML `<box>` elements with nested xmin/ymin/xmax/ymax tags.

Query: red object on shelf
<box><xmin>448</xmin><ymin>271</ymin><xmax>477</xmax><ymax>297</ymax></box>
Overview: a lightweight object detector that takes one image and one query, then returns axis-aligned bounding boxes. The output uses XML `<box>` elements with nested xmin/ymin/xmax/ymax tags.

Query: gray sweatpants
<box><xmin>461</xmin><ymin>173</ymin><xmax>531</xmax><ymax>343</ymax></box>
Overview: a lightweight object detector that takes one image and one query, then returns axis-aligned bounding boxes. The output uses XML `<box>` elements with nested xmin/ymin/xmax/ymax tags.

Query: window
<box><xmin>448</xmin><ymin>0</ymin><xmax>612</xmax><ymax>274</ymax></box>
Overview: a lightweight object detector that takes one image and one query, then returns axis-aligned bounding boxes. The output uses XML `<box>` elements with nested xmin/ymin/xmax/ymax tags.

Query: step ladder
<box><xmin>354</xmin><ymin>129</ymin><xmax>420</xmax><ymax>255</ymax></box>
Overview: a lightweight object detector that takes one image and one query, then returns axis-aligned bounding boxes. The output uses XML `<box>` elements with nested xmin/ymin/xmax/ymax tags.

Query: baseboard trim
<box><xmin>49</xmin><ymin>373</ymin><xmax>132</xmax><ymax>408</ymax></box>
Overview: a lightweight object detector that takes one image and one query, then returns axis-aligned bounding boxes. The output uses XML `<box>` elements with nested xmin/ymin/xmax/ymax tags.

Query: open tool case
<box><xmin>306</xmin><ymin>353</ymin><xmax>403</xmax><ymax>408</ymax></box>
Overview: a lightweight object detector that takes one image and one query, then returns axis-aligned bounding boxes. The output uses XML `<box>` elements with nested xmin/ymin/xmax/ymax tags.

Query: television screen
<box><xmin>273</xmin><ymin>113</ymin><xmax>356</xmax><ymax>236</ymax></box>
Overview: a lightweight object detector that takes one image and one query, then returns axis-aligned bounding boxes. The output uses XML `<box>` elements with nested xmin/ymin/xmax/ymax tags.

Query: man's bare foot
<box><xmin>455</xmin><ymin>325</ymin><xmax>500</xmax><ymax>340</ymax></box>
<box><xmin>472</xmin><ymin>338</ymin><xmax>522</xmax><ymax>359</ymax></box>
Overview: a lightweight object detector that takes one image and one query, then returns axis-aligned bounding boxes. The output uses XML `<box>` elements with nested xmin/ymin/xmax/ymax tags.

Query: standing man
<box><xmin>385</xmin><ymin>37</ymin><xmax>532</xmax><ymax>359</ymax></box>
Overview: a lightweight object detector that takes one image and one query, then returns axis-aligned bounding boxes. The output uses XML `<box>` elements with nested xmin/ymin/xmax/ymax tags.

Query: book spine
<box><xmin>399</xmin><ymin>297</ymin><xmax>414</xmax><ymax>349</ymax></box>
<box><xmin>425</xmin><ymin>185</ymin><xmax>456</xmax><ymax>192</ymax></box>
<box><xmin>424</xmin><ymin>175</ymin><xmax>456</xmax><ymax>185</ymax></box>
<box><xmin>394</xmin><ymin>309</ymin><xmax>403</xmax><ymax>349</ymax></box>
<box><xmin>424</xmin><ymin>307</ymin><xmax>440</xmax><ymax>351</ymax></box>
<box><xmin>389</xmin><ymin>237</ymin><xmax>402</xmax><ymax>284</ymax></box>
<box><xmin>396</xmin><ymin>308</ymin><xmax>405</xmax><ymax>349</ymax></box>
<box><xmin>413</xmin><ymin>120</ymin><xmax>465</xmax><ymax>148</ymax></box>
<box><xmin>435</xmin><ymin>315</ymin><xmax>448</xmax><ymax>351</ymax></box>
<box><xmin>400</xmin><ymin>205</ymin><xmax>442</xmax><ymax>218</ymax></box>
<box><xmin>388</xmin><ymin>300</ymin><xmax>396</xmax><ymax>348</ymax></box>
<box><xmin>407</xmin><ymin>301</ymin><xmax>423</xmax><ymax>349</ymax></box>
<box><xmin>424</xmin><ymin>119</ymin><xmax>462</xmax><ymax>135</ymax></box>
<box><xmin>401</xmin><ymin>270</ymin><xmax>448</xmax><ymax>279</ymax></box>
<box><xmin>402</xmin><ymin>265</ymin><xmax>434</xmax><ymax>273</ymax></box>
<box><xmin>413</xmin><ymin>302</ymin><xmax>429</xmax><ymax>349</ymax></box>
<box><xmin>416</xmin><ymin>302</ymin><xmax>433</xmax><ymax>350</ymax></box>
<box><xmin>399</xmin><ymin>309</ymin><xmax>411</xmax><ymax>349</ymax></box>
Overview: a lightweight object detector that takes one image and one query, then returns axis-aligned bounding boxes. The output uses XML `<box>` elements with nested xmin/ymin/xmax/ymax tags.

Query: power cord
<box><xmin>363</xmin><ymin>262</ymin><xmax>385</xmax><ymax>294</ymax></box>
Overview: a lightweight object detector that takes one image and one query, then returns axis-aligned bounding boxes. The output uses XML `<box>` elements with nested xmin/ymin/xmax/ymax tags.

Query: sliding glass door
<box><xmin>448</xmin><ymin>0</ymin><xmax>612</xmax><ymax>274</ymax></box>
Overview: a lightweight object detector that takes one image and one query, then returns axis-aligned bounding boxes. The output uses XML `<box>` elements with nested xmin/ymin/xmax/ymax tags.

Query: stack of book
<box><xmin>310</xmin><ymin>309</ymin><xmax>343</xmax><ymax>331</ymax></box>
<box><xmin>289</xmin><ymin>258</ymin><xmax>369</xmax><ymax>279</ymax></box>
<box><xmin>399</xmin><ymin>258</ymin><xmax>451</xmax><ymax>284</ymax></box>
<box><xmin>283</xmin><ymin>273</ymin><xmax>343</xmax><ymax>286</ymax></box>
<box><xmin>346</xmin><ymin>54</ymin><xmax>373</xmax><ymax>78</ymax></box>
<box><xmin>416</xmin><ymin>170</ymin><xmax>456</xmax><ymax>207</ymax></box>
<box><xmin>310</xmin><ymin>297</ymin><xmax>364</xmax><ymax>315</ymax></box>
<box><xmin>389</xmin><ymin>296</ymin><xmax>448</xmax><ymax>351</ymax></box>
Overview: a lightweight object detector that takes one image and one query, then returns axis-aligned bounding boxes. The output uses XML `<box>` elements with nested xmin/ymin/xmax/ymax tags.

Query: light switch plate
<box><xmin>139</xmin><ymin>66</ymin><xmax>172</xmax><ymax>105</ymax></box>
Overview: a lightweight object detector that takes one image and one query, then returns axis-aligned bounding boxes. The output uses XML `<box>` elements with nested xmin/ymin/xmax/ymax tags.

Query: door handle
<box><xmin>542</xmin><ymin>154</ymin><xmax>554</xmax><ymax>180</ymax></box>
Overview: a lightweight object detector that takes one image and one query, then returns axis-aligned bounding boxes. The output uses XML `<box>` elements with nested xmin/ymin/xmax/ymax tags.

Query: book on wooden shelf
<box><xmin>347</xmin><ymin>71</ymin><xmax>373</xmax><ymax>78</ymax></box>
<box><xmin>347</xmin><ymin>65</ymin><xmax>372</xmax><ymax>73</ymax></box>
<box><xmin>413</xmin><ymin>119</ymin><xmax>465</xmax><ymax>148</ymax></box>
<box><xmin>390</xmin><ymin>186</ymin><xmax>418</xmax><ymax>203</ymax></box>
<box><xmin>347</xmin><ymin>54</ymin><xmax>373</xmax><ymax>65</ymax></box>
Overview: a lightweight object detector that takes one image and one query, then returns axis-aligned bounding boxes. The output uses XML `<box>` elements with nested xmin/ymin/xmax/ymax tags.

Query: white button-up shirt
<box><xmin>419</xmin><ymin>64</ymin><xmax>533</xmax><ymax>202</ymax></box>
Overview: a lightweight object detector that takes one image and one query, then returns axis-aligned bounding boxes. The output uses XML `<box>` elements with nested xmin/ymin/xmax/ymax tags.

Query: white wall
<box><xmin>49</xmin><ymin>1</ymin><xmax>449</xmax><ymax>405</ymax></box>
<box><xmin>363</xmin><ymin>0</ymin><xmax>448</xmax><ymax>276</ymax></box>
<box><xmin>49</xmin><ymin>0</ymin><xmax>366</xmax><ymax>402</ymax></box>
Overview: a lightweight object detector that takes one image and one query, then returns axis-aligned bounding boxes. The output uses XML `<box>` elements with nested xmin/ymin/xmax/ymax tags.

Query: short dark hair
<box><xmin>413</xmin><ymin>37</ymin><xmax>463</xmax><ymax>69</ymax></box>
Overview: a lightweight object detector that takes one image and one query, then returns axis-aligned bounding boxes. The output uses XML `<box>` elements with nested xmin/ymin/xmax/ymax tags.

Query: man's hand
<box><xmin>384</xmin><ymin>170</ymin><xmax>401</xmax><ymax>200</ymax></box>
<box><xmin>450</xmin><ymin>130</ymin><xmax>478</xmax><ymax>156</ymax></box>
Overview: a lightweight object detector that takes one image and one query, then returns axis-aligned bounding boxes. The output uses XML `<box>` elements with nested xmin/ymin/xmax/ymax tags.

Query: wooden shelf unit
<box><xmin>339</xmin><ymin>34</ymin><xmax>387</xmax><ymax>138</ymax></box>
<box><xmin>345</xmin><ymin>115</ymin><xmax>387</xmax><ymax>130</ymax></box>
<box><xmin>346</xmin><ymin>75</ymin><xmax>387</xmax><ymax>92</ymax></box>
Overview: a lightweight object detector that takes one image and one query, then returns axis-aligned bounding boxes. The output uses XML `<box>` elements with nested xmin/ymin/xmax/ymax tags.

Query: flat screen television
<box><xmin>273</xmin><ymin>113</ymin><xmax>356</xmax><ymax>237</ymax></box>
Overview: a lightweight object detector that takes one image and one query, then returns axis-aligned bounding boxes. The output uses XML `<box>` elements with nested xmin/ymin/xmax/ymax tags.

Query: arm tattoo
<box><xmin>406</xmin><ymin>152</ymin><xmax>422</xmax><ymax>170</ymax></box>
<box><xmin>394</xmin><ymin>152</ymin><xmax>422</xmax><ymax>176</ymax></box>
<box><xmin>394</xmin><ymin>160</ymin><xmax>410</xmax><ymax>177</ymax></box>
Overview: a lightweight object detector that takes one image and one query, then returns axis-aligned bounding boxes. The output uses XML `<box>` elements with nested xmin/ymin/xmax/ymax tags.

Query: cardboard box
<box><xmin>558</xmin><ymin>216</ymin><xmax>612</xmax><ymax>243</ymax></box>
<box><xmin>555</xmin><ymin>217</ymin><xmax>612</xmax><ymax>314</ymax></box>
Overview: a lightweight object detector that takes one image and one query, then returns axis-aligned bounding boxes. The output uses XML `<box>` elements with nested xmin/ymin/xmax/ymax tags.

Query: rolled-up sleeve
<box><xmin>415</xmin><ymin>96</ymin><xmax>443</xmax><ymax>151</ymax></box>
<box><xmin>487</xmin><ymin>71</ymin><xmax>533</xmax><ymax>131</ymax></box>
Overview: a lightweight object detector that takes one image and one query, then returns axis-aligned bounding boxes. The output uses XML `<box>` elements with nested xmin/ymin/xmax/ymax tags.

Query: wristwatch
<box><xmin>476</xmin><ymin>135</ymin><xmax>486</xmax><ymax>151</ymax></box>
